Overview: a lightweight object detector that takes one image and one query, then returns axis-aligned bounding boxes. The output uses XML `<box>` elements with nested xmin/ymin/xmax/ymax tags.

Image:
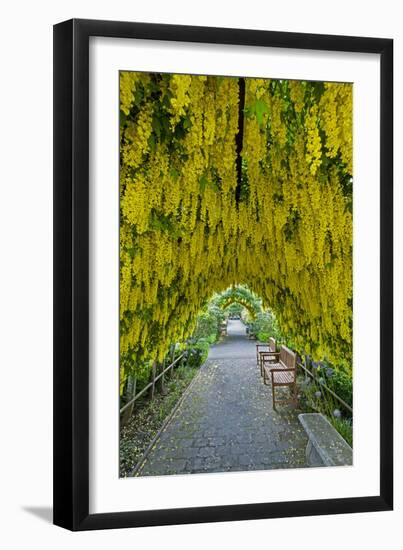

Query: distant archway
<box><xmin>215</xmin><ymin>286</ymin><xmax>262</xmax><ymax>320</ymax></box>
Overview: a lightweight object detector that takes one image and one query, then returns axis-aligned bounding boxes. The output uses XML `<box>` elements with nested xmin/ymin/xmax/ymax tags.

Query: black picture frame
<box><xmin>53</xmin><ymin>18</ymin><xmax>393</xmax><ymax>531</ymax></box>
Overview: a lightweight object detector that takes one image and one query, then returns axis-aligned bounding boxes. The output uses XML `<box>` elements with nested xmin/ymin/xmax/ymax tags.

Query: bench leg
<box><xmin>305</xmin><ymin>440</ymin><xmax>324</xmax><ymax>466</ymax></box>
<box><xmin>260</xmin><ymin>355</ymin><xmax>265</xmax><ymax>376</ymax></box>
<box><xmin>271</xmin><ymin>373</ymin><xmax>277</xmax><ymax>409</ymax></box>
<box><xmin>306</xmin><ymin>440</ymin><xmax>313</xmax><ymax>462</ymax></box>
<box><xmin>270</xmin><ymin>382</ymin><xmax>298</xmax><ymax>410</ymax></box>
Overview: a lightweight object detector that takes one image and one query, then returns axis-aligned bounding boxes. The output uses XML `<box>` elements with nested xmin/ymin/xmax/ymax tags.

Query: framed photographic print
<box><xmin>53</xmin><ymin>19</ymin><xmax>393</xmax><ymax>530</ymax></box>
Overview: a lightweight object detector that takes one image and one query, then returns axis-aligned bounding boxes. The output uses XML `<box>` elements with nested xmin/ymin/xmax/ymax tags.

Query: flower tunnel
<box><xmin>214</xmin><ymin>286</ymin><xmax>262</xmax><ymax>320</ymax></box>
<box><xmin>119</xmin><ymin>72</ymin><xmax>353</xmax><ymax>392</ymax></box>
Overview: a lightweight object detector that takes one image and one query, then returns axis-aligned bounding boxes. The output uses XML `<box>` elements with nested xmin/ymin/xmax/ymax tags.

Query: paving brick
<box><xmin>137</xmin><ymin>321</ymin><xmax>308</xmax><ymax>477</ymax></box>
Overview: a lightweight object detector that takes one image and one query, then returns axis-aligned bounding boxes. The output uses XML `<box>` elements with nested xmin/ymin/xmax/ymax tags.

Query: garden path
<box><xmin>135</xmin><ymin>320</ymin><xmax>308</xmax><ymax>476</ymax></box>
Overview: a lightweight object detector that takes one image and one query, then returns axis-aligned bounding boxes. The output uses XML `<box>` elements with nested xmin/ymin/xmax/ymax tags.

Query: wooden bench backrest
<box><xmin>279</xmin><ymin>345</ymin><xmax>296</xmax><ymax>369</ymax></box>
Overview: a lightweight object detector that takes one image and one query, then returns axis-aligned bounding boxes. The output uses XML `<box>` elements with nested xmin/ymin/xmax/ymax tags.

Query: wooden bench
<box><xmin>262</xmin><ymin>345</ymin><xmax>297</xmax><ymax>409</ymax></box>
<box><xmin>298</xmin><ymin>413</ymin><xmax>353</xmax><ymax>467</ymax></box>
<box><xmin>256</xmin><ymin>337</ymin><xmax>277</xmax><ymax>376</ymax></box>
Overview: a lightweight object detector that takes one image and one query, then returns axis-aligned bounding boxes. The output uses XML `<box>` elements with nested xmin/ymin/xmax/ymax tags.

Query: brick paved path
<box><xmin>136</xmin><ymin>320</ymin><xmax>308</xmax><ymax>476</ymax></box>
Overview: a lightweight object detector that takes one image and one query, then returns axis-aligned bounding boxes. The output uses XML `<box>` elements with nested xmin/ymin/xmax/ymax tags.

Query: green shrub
<box><xmin>184</xmin><ymin>338</ymin><xmax>210</xmax><ymax>368</ymax></box>
<box><xmin>297</xmin><ymin>367</ymin><xmax>353</xmax><ymax>447</ymax></box>
<box><xmin>249</xmin><ymin>310</ymin><xmax>280</xmax><ymax>341</ymax></box>
<box><xmin>225</xmin><ymin>302</ymin><xmax>243</xmax><ymax>317</ymax></box>
<box><xmin>326</xmin><ymin>369</ymin><xmax>353</xmax><ymax>407</ymax></box>
<box><xmin>207</xmin><ymin>333</ymin><xmax>217</xmax><ymax>345</ymax></box>
<box><xmin>330</xmin><ymin>416</ymin><xmax>353</xmax><ymax>446</ymax></box>
<box><xmin>303</xmin><ymin>358</ymin><xmax>352</xmax><ymax>408</ymax></box>
<box><xmin>192</xmin><ymin>304</ymin><xmax>225</xmax><ymax>342</ymax></box>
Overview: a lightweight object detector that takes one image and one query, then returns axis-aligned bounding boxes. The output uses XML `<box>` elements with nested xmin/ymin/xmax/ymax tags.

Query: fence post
<box><xmin>159</xmin><ymin>358</ymin><xmax>167</xmax><ymax>394</ymax></box>
<box><xmin>121</xmin><ymin>375</ymin><xmax>137</xmax><ymax>426</ymax></box>
<box><xmin>149</xmin><ymin>361</ymin><xmax>157</xmax><ymax>400</ymax></box>
<box><xmin>303</xmin><ymin>355</ymin><xmax>310</xmax><ymax>384</ymax></box>
<box><xmin>170</xmin><ymin>345</ymin><xmax>175</xmax><ymax>378</ymax></box>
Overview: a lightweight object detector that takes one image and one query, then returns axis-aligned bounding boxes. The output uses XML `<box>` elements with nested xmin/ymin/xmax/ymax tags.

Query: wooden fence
<box><xmin>119</xmin><ymin>346</ymin><xmax>352</xmax><ymax>421</ymax></box>
<box><xmin>120</xmin><ymin>353</ymin><xmax>185</xmax><ymax>416</ymax></box>
<box><xmin>296</xmin><ymin>360</ymin><xmax>353</xmax><ymax>414</ymax></box>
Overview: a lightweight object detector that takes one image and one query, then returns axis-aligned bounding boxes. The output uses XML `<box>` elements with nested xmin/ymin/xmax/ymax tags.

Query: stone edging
<box><xmin>129</xmin><ymin>361</ymin><xmax>209</xmax><ymax>477</ymax></box>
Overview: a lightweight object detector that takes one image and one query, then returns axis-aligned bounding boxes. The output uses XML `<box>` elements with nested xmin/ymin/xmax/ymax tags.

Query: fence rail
<box><xmin>120</xmin><ymin>350</ymin><xmax>352</xmax><ymax>417</ymax></box>
<box><xmin>120</xmin><ymin>353</ymin><xmax>185</xmax><ymax>415</ymax></box>
<box><xmin>296</xmin><ymin>361</ymin><xmax>353</xmax><ymax>414</ymax></box>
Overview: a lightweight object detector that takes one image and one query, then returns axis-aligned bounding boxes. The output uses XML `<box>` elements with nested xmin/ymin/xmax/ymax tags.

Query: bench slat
<box><xmin>272</xmin><ymin>370</ymin><xmax>295</xmax><ymax>384</ymax></box>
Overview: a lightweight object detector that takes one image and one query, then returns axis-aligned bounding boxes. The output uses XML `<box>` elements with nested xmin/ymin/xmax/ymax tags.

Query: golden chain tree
<box><xmin>119</xmin><ymin>72</ymin><xmax>353</xmax><ymax>391</ymax></box>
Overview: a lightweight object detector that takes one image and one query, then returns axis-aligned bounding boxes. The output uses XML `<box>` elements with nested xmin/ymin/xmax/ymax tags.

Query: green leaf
<box><xmin>170</xmin><ymin>167</ymin><xmax>180</xmax><ymax>180</ymax></box>
<box><xmin>120</xmin><ymin>110</ymin><xmax>128</xmax><ymax>124</ymax></box>
<box><xmin>255</xmin><ymin>99</ymin><xmax>269</xmax><ymax>127</ymax></box>
<box><xmin>183</xmin><ymin>116</ymin><xmax>192</xmax><ymax>130</ymax></box>
<box><xmin>199</xmin><ymin>175</ymin><xmax>209</xmax><ymax>191</ymax></box>
<box><xmin>148</xmin><ymin>133</ymin><xmax>156</xmax><ymax>152</ymax></box>
<box><xmin>152</xmin><ymin>115</ymin><xmax>161</xmax><ymax>138</ymax></box>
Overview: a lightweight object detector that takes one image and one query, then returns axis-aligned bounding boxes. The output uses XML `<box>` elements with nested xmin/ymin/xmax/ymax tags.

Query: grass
<box><xmin>297</xmin><ymin>374</ymin><xmax>353</xmax><ymax>447</ymax></box>
<box><xmin>120</xmin><ymin>364</ymin><xmax>200</xmax><ymax>477</ymax></box>
<box><xmin>329</xmin><ymin>416</ymin><xmax>353</xmax><ymax>447</ymax></box>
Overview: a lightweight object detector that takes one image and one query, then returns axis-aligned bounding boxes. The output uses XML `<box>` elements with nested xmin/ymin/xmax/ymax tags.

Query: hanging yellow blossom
<box><xmin>119</xmin><ymin>72</ymin><xmax>353</xmax><ymax>391</ymax></box>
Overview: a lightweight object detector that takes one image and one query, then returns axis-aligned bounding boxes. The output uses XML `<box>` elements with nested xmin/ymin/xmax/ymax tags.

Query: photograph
<box><xmin>118</xmin><ymin>71</ymin><xmax>354</xmax><ymax>478</ymax></box>
<box><xmin>0</xmin><ymin>0</ymin><xmax>397</xmax><ymax>542</ymax></box>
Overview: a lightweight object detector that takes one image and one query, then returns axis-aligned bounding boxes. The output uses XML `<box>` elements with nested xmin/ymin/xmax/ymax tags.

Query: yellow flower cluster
<box><xmin>169</xmin><ymin>74</ymin><xmax>192</xmax><ymax>129</ymax></box>
<box><xmin>305</xmin><ymin>105</ymin><xmax>322</xmax><ymax>175</ymax></box>
<box><xmin>119</xmin><ymin>73</ymin><xmax>353</xmax><ymax>390</ymax></box>
<box><xmin>121</xmin><ymin>103</ymin><xmax>153</xmax><ymax>170</ymax></box>
<box><xmin>319</xmin><ymin>82</ymin><xmax>353</xmax><ymax>173</ymax></box>
<box><xmin>120</xmin><ymin>72</ymin><xmax>139</xmax><ymax>115</ymax></box>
